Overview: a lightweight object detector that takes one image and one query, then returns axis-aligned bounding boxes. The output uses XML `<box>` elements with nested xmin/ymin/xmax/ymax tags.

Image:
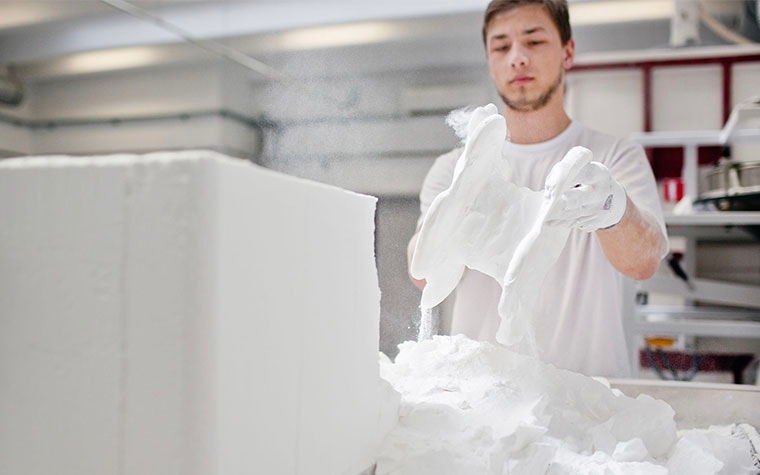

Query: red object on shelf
<box><xmin>648</xmin><ymin>146</ymin><xmax>723</xmax><ymax>180</ymax></box>
<box><xmin>663</xmin><ymin>177</ymin><xmax>685</xmax><ymax>202</ymax></box>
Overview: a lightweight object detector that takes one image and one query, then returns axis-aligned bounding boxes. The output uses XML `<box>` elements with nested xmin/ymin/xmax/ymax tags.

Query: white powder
<box><xmin>417</xmin><ymin>307</ymin><xmax>435</xmax><ymax>342</ymax></box>
<box><xmin>375</xmin><ymin>335</ymin><xmax>757</xmax><ymax>474</ymax></box>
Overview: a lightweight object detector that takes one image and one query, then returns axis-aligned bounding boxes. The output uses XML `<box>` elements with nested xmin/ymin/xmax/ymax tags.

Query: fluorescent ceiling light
<box><xmin>275</xmin><ymin>22</ymin><xmax>402</xmax><ymax>50</ymax></box>
<box><xmin>0</xmin><ymin>4</ymin><xmax>54</xmax><ymax>30</ymax></box>
<box><xmin>570</xmin><ymin>0</ymin><xmax>673</xmax><ymax>26</ymax></box>
<box><xmin>55</xmin><ymin>47</ymin><xmax>165</xmax><ymax>75</ymax></box>
<box><xmin>0</xmin><ymin>3</ymin><xmax>110</xmax><ymax>31</ymax></box>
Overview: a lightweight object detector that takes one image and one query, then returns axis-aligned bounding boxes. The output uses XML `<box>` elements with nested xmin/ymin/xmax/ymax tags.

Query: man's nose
<box><xmin>509</xmin><ymin>45</ymin><xmax>528</xmax><ymax>68</ymax></box>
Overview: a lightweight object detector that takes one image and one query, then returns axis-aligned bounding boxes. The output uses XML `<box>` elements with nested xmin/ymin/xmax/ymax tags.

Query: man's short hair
<box><xmin>482</xmin><ymin>0</ymin><xmax>572</xmax><ymax>46</ymax></box>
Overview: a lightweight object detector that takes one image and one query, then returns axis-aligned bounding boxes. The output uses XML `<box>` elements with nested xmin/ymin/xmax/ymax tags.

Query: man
<box><xmin>407</xmin><ymin>0</ymin><xmax>668</xmax><ymax>377</ymax></box>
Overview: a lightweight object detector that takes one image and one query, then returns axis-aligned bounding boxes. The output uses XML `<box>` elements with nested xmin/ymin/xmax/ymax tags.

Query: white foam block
<box><xmin>0</xmin><ymin>151</ymin><xmax>382</xmax><ymax>475</ymax></box>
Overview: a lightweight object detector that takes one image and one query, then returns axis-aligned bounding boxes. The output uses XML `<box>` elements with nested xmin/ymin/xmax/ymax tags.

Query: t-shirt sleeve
<box><xmin>605</xmin><ymin>139</ymin><xmax>669</xmax><ymax>259</ymax></box>
<box><xmin>417</xmin><ymin>147</ymin><xmax>462</xmax><ymax>229</ymax></box>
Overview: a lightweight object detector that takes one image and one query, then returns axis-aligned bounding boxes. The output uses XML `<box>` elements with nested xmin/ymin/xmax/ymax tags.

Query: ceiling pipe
<box><xmin>698</xmin><ymin>0</ymin><xmax>756</xmax><ymax>45</ymax></box>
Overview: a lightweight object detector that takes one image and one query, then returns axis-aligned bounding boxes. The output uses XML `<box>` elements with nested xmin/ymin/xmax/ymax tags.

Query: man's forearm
<box><xmin>596</xmin><ymin>196</ymin><xmax>668</xmax><ymax>280</ymax></box>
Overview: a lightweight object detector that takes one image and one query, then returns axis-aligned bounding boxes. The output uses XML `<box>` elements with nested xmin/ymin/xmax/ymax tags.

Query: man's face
<box><xmin>485</xmin><ymin>4</ymin><xmax>574</xmax><ymax>113</ymax></box>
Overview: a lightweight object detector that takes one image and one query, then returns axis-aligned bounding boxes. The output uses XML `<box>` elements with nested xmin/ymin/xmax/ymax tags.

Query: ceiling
<box><xmin>0</xmin><ymin>0</ymin><xmax>757</xmax><ymax>82</ymax></box>
<box><xmin>0</xmin><ymin>1</ymin><xmax>488</xmax><ymax>71</ymax></box>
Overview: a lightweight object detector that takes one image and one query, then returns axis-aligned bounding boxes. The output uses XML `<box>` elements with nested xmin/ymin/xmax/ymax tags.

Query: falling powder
<box><xmin>417</xmin><ymin>306</ymin><xmax>434</xmax><ymax>342</ymax></box>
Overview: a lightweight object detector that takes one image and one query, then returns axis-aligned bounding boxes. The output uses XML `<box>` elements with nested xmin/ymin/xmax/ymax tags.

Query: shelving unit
<box><xmin>625</xmin><ymin>118</ymin><xmax>760</xmax><ymax>377</ymax></box>
<box><xmin>629</xmin><ymin>128</ymin><xmax>760</xmax><ymax>200</ymax></box>
<box><xmin>624</xmin><ymin>212</ymin><xmax>760</xmax><ymax>378</ymax></box>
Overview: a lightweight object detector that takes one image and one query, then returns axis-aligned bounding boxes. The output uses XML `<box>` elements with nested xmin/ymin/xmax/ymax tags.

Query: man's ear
<box><xmin>563</xmin><ymin>38</ymin><xmax>575</xmax><ymax>70</ymax></box>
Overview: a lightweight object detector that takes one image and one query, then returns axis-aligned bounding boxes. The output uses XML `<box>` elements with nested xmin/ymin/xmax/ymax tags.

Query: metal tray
<box><xmin>609</xmin><ymin>378</ymin><xmax>760</xmax><ymax>429</ymax></box>
<box><xmin>700</xmin><ymin>160</ymin><xmax>760</xmax><ymax>210</ymax></box>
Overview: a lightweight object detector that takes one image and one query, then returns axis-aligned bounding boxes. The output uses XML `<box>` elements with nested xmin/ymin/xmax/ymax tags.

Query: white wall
<box><xmin>566</xmin><ymin>68</ymin><xmax>645</xmax><ymax>137</ymax></box>
<box><xmin>567</xmin><ymin>59</ymin><xmax>760</xmax><ymax>137</ymax></box>
<box><xmin>0</xmin><ymin>81</ymin><xmax>33</xmax><ymax>157</ymax></box>
<box><xmin>0</xmin><ymin>120</ymin><xmax>30</xmax><ymax>157</ymax></box>
<box><xmin>248</xmin><ymin>65</ymin><xmax>495</xmax><ymax>195</ymax></box>
<box><xmin>652</xmin><ymin>64</ymin><xmax>724</xmax><ymax>131</ymax></box>
<box><xmin>0</xmin><ymin>62</ymin><xmax>263</xmax><ymax>158</ymax></box>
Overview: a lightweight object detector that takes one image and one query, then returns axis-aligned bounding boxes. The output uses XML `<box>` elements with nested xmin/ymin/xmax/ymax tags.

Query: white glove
<box><xmin>547</xmin><ymin>159</ymin><xmax>627</xmax><ymax>232</ymax></box>
<box><xmin>466</xmin><ymin>103</ymin><xmax>499</xmax><ymax>136</ymax></box>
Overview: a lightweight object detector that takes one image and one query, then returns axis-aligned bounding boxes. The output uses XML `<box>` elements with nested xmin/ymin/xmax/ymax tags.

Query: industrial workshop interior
<box><xmin>2</xmin><ymin>0</ymin><xmax>760</xmax><ymax>473</ymax></box>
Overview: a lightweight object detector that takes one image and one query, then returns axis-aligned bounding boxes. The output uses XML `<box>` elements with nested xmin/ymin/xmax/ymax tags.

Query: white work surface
<box><xmin>0</xmin><ymin>151</ymin><xmax>383</xmax><ymax>475</ymax></box>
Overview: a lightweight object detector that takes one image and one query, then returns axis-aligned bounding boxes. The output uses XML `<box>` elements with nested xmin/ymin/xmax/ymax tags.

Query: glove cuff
<box><xmin>600</xmin><ymin>189</ymin><xmax>628</xmax><ymax>230</ymax></box>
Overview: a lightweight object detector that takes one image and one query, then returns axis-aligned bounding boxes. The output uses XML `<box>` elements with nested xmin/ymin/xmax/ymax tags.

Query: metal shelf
<box><xmin>636</xmin><ymin>305</ymin><xmax>760</xmax><ymax>339</ymax></box>
<box><xmin>641</xmin><ymin>275</ymin><xmax>760</xmax><ymax>309</ymax></box>
<box><xmin>635</xmin><ymin>318</ymin><xmax>760</xmax><ymax>339</ymax></box>
<box><xmin>664</xmin><ymin>211</ymin><xmax>760</xmax><ymax>226</ymax></box>
<box><xmin>629</xmin><ymin>128</ymin><xmax>760</xmax><ymax>147</ymax></box>
<box><xmin>639</xmin><ymin>305</ymin><xmax>760</xmax><ymax>320</ymax></box>
<box><xmin>630</xmin><ymin>115</ymin><xmax>760</xmax><ymax>201</ymax></box>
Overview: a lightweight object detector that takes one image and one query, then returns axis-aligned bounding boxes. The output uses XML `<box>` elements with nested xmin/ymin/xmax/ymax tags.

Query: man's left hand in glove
<box><xmin>547</xmin><ymin>160</ymin><xmax>628</xmax><ymax>232</ymax></box>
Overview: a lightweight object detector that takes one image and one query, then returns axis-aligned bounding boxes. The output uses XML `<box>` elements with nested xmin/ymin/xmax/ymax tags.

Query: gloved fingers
<box><xmin>466</xmin><ymin>103</ymin><xmax>499</xmax><ymax>137</ymax></box>
<box><xmin>458</xmin><ymin>107</ymin><xmax>507</xmax><ymax>178</ymax></box>
<box><xmin>549</xmin><ymin>209</ymin><xmax>609</xmax><ymax>231</ymax></box>
<box><xmin>575</xmin><ymin>215</ymin><xmax>606</xmax><ymax>232</ymax></box>
<box><xmin>546</xmin><ymin>185</ymin><xmax>615</xmax><ymax>227</ymax></box>
<box><xmin>571</xmin><ymin>186</ymin><xmax>627</xmax><ymax>231</ymax></box>
<box><xmin>540</xmin><ymin>146</ymin><xmax>633</xmax><ymax>233</ymax></box>
<box><xmin>545</xmin><ymin>200</ymin><xmax>589</xmax><ymax>225</ymax></box>
<box><xmin>546</xmin><ymin>188</ymin><xmax>584</xmax><ymax>224</ymax></box>
<box><xmin>552</xmin><ymin>161</ymin><xmax>617</xmax><ymax>211</ymax></box>
<box><xmin>545</xmin><ymin>146</ymin><xmax>593</xmax><ymax>194</ymax></box>
<box><xmin>571</xmin><ymin>161</ymin><xmax>611</xmax><ymax>188</ymax></box>
<box><xmin>557</xmin><ymin>185</ymin><xmax>604</xmax><ymax>212</ymax></box>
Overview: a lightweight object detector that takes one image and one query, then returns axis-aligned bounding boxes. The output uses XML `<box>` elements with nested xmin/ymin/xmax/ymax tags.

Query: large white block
<box><xmin>0</xmin><ymin>151</ymin><xmax>383</xmax><ymax>475</ymax></box>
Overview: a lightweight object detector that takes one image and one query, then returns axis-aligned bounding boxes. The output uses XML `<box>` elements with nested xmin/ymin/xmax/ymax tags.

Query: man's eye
<box><xmin>494</xmin><ymin>45</ymin><xmax>510</xmax><ymax>52</ymax></box>
<box><xmin>528</xmin><ymin>40</ymin><xmax>544</xmax><ymax>46</ymax></box>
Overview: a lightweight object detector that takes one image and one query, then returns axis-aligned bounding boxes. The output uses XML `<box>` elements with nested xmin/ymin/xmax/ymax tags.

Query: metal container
<box><xmin>363</xmin><ymin>379</ymin><xmax>760</xmax><ymax>473</ymax></box>
<box><xmin>609</xmin><ymin>378</ymin><xmax>760</xmax><ymax>429</ymax></box>
<box><xmin>611</xmin><ymin>379</ymin><xmax>760</xmax><ymax>468</ymax></box>
<box><xmin>700</xmin><ymin>159</ymin><xmax>760</xmax><ymax>210</ymax></box>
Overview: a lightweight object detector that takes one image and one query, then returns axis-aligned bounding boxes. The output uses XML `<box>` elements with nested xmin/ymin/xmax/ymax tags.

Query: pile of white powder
<box><xmin>375</xmin><ymin>335</ymin><xmax>758</xmax><ymax>474</ymax></box>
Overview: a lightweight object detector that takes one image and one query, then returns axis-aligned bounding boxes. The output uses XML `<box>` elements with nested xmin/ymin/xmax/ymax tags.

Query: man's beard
<box><xmin>500</xmin><ymin>66</ymin><xmax>563</xmax><ymax>113</ymax></box>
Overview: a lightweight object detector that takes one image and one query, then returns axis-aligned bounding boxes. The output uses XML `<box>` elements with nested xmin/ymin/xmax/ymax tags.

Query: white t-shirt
<box><xmin>417</xmin><ymin>121</ymin><xmax>667</xmax><ymax>377</ymax></box>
